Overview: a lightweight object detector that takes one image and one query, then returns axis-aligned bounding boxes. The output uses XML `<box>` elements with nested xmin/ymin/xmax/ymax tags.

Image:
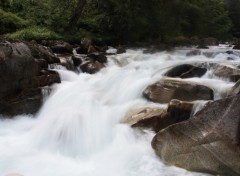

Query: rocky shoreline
<box><xmin>1</xmin><ymin>37</ymin><xmax>240</xmax><ymax>176</ymax></box>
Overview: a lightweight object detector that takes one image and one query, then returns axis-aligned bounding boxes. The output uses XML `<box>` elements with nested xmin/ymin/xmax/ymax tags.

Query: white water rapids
<box><xmin>0</xmin><ymin>45</ymin><xmax>239</xmax><ymax>176</ymax></box>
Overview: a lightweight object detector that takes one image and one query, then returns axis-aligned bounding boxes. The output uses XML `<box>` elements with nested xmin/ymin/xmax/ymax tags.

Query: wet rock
<box><xmin>41</xmin><ymin>40</ymin><xmax>73</xmax><ymax>54</ymax></box>
<box><xmin>233</xmin><ymin>43</ymin><xmax>240</xmax><ymax>50</ymax></box>
<box><xmin>121</xmin><ymin>108</ymin><xmax>170</xmax><ymax>132</ymax></box>
<box><xmin>164</xmin><ymin>64</ymin><xmax>207</xmax><ymax>78</ymax></box>
<box><xmin>0</xmin><ymin>39</ymin><xmax>61</xmax><ymax>116</ymax></box>
<box><xmin>0</xmin><ymin>40</ymin><xmax>39</xmax><ymax>99</ymax></box>
<box><xmin>80</xmin><ymin>60</ymin><xmax>104</xmax><ymax>74</ymax></box>
<box><xmin>197</xmin><ymin>45</ymin><xmax>209</xmax><ymax>49</ymax></box>
<box><xmin>88</xmin><ymin>52</ymin><xmax>107</xmax><ymax>63</ymax></box>
<box><xmin>226</xmin><ymin>50</ymin><xmax>234</xmax><ymax>55</ymax></box>
<box><xmin>122</xmin><ymin>100</ymin><xmax>194</xmax><ymax>132</ymax></box>
<box><xmin>213</xmin><ymin>64</ymin><xmax>240</xmax><ymax>82</ymax></box>
<box><xmin>186</xmin><ymin>50</ymin><xmax>201</xmax><ymax>56</ymax></box>
<box><xmin>116</xmin><ymin>45</ymin><xmax>126</xmax><ymax>54</ymax></box>
<box><xmin>0</xmin><ymin>88</ymin><xmax>42</xmax><ymax>117</ymax></box>
<box><xmin>75</xmin><ymin>46</ymin><xmax>88</xmax><ymax>54</ymax></box>
<box><xmin>72</xmin><ymin>55</ymin><xmax>83</xmax><ymax>66</ymax></box>
<box><xmin>228</xmin><ymin>80</ymin><xmax>240</xmax><ymax>96</ymax></box>
<box><xmin>152</xmin><ymin>94</ymin><xmax>240</xmax><ymax>176</ymax></box>
<box><xmin>143</xmin><ymin>79</ymin><xmax>213</xmax><ymax>103</ymax></box>
<box><xmin>26</xmin><ymin>41</ymin><xmax>60</xmax><ymax>64</ymax></box>
<box><xmin>167</xmin><ymin>99</ymin><xmax>194</xmax><ymax>123</ymax></box>
<box><xmin>32</xmin><ymin>70</ymin><xmax>61</xmax><ymax>87</ymax></box>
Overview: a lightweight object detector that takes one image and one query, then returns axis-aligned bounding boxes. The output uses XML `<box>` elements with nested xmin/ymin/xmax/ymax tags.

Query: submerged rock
<box><xmin>143</xmin><ymin>79</ymin><xmax>213</xmax><ymax>103</ymax></box>
<box><xmin>152</xmin><ymin>94</ymin><xmax>240</xmax><ymax>176</ymax></box>
<box><xmin>186</xmin><ymin>50</ymin><xmax>201</xmax><ymax>56</ymax></box>
<box><xmin>164</xmin><ymin>64</ymin><xmax>207</xmax><ymax>78</ymax></box>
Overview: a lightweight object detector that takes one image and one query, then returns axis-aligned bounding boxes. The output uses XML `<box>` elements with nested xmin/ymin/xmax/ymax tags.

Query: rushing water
<box><xmin>0</xmin><ymin>45</ymin><xmax>239</xmax><ymax>176</ymax></box>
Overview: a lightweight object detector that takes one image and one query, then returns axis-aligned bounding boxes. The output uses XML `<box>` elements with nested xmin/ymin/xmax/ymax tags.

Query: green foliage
<box><xmin>5</xmin><ymin>26</ymin><xmax>61</xmax><ymax>41</ymax></box>
<box><xmin>0</xmin><ymin>0</ymin><xmax>237</xmax><ymax>43</ymax></box>
<box><xmin>0</xmin><ymin>8</ymin><xmax>27</xmax><ymax>34</ymax></box>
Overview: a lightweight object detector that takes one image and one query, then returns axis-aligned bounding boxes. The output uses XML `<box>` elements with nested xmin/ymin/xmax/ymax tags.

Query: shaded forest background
<box><xmin>0</xmin><ymin>0</ymin><xmax>240</xmax><ymax>44</ymax></box>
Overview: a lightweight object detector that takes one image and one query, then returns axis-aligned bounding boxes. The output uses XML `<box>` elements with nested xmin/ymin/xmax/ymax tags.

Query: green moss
<box><xmin>5</xmin><ymin>26</ymin><xmax>62</xmax><ymax>41</ymax></box>
<box><xmin>0</xmin><ymin>8</ymin><xmax>27</xmax><ymax>34</ymax></box>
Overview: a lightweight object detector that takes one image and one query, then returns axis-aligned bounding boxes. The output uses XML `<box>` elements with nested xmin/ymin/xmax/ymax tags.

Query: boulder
<box><xmin>26</xmin><ymin>41</ymin><xmax>60</xmax><ymax>64</ymax></box>
<box><xmin>0</xmin><ymin>40</ymin><xmax>39</xmax><ymax>99</ymax></box>
<box><xmin>72</xmin><ymin>55</ymin><xmax>83</xmax><ymax>66</ymax></box>
<box><xmin>75</xmin><ymin>46</ymin><xmax>88</xmax><ymax>54</ymax></box>
<box><xmin>122</xmin><ymin>100</ymin><xmax>194</xmax><ymax>132</ymax></box>
<box><xmin>88</xmin><ymin>52</ymin><xmax>107</xmax><ymax>63</ymax></box>
<box><xmin>121</xmin><ymin>108</ymin><xmax>170</xmax><ymax>132</ymax></box>
<box><xmin>41</xmin><ymin>40</ymin><xmax>73</xmax><ymax>54</ymax></box>
<box><xmin>0</xmin><ymin>39</ymin><xmax>61</xmax><ymax>116</ymax></box>
<box><xmin>143</xmin><ymin>79</ymin><xmax>214</xmax><ymax>103</ymax></box>
<box><xmin>164</xmin><ymin>64</ymin><xmax>207</xmax><ymax>78</ymax></box>
<box><xmin>213</xmin><ymin>64</ymin><xmax>240</xmax><ymax>82</ymax></box>
<box><xmin>152</xmin><ymin>94</ymin><xmax>240</xmax><ymax>176</ymax></box>
<box><xmin>80</xmin><ymin>60</ymin><xmax>104</xmax><ymax>74</ymax></box>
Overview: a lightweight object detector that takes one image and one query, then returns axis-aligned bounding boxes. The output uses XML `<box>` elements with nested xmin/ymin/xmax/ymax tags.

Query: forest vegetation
<box><xmin>0</xmin><ymin>0</ymin><xmax>240</xmax><ymax>44</ymax></box>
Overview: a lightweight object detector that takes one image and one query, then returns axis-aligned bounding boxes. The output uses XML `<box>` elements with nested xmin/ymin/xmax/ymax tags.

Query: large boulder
<box><xmin>0</xmin><ymin>39</ymin><xmax>61</xmax><ymax>116</ymax></box>
<box><xmin>152</xmin><ymin>95</ymin><xmax>240</xmax><ymax>176</ymax></box>
<box><xmin>164</xmin><ymin>64</ymin><xmax>207</xmax><ymax>78</ymax></box>
<box><xmin>0</xmin><ymin>40</ymin><xmax>39</xmax><ymax>99</ymax></box>
<box><xmin>213</xmin><ymin>64</ymin><xmax>240</xmax><ymax>82</ymax></box>
<box><xmin>143</xmin><ymin>79</ymin><xmax>214</xmax><ymax>103</ymax></box>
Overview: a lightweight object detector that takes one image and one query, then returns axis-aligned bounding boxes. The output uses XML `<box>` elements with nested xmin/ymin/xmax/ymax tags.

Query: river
<box><xmin>0</xmin><ymin>45</ymin><xmax>238</xmax><ymax>176</ymax></box>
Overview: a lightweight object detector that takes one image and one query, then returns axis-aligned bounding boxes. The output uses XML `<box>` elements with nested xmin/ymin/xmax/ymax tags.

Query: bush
<box><xmin>5</xmin><ymin>26</ymin><xmax>62</xmax><ymax>41</ymax></box>
<box><xmin>0</xmin><ymin>8</ymin><xmax>27</xmax><ymax>34</ymax></box>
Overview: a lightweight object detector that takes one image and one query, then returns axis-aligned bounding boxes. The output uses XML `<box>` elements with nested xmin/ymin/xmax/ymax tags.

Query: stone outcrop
<box><xmin>164</xmin><ymin>64</ymin><xmax>207</xmax><ymax>78</ymax></box>
<box><xmin>143</xmin><ymin>79</ymin><xmax>214</xmax><ymax>103</ymax></box>
<box><xmin>152</xmin><ymin>94</ymin><xmax>240</xmax><ymax>176</ymax></box>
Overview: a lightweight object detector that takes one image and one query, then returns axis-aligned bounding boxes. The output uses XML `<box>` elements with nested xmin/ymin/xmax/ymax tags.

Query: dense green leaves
<box><xmin>0</xmin><ymin>0</ymin><xmax>238</xmax><ymax>42</ymax></box>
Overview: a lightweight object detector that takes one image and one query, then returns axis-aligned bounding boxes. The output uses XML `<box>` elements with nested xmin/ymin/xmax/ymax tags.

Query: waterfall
<box><xmin>0</xmin><ymin>46</ymin><xmax>237</xmax><ymax>176</ymax></box>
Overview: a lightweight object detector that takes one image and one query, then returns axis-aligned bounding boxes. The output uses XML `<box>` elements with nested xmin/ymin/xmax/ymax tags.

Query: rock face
<box><xmin>164</xmin><ymin>64</ymin><xmax>207</xmax><ymax>78</ymax></box>
<box><xmin>152</xmin><ymin>95</ymin><xmax>240</xmax><ymax>176</ymax></box>
<box><xmin>213</xmin><ymin>64</ymin><xmax>240</xmax><ymax>82</ymax></box>
<box><xmin>143</xmin><ymin>79</ymin><xmax>214</xmax><ymax>103</ymax></box>
<box><xmin>0</xmin><ymin>39</ymin><xmax>61</xmax><ymax>116</ymax></box>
